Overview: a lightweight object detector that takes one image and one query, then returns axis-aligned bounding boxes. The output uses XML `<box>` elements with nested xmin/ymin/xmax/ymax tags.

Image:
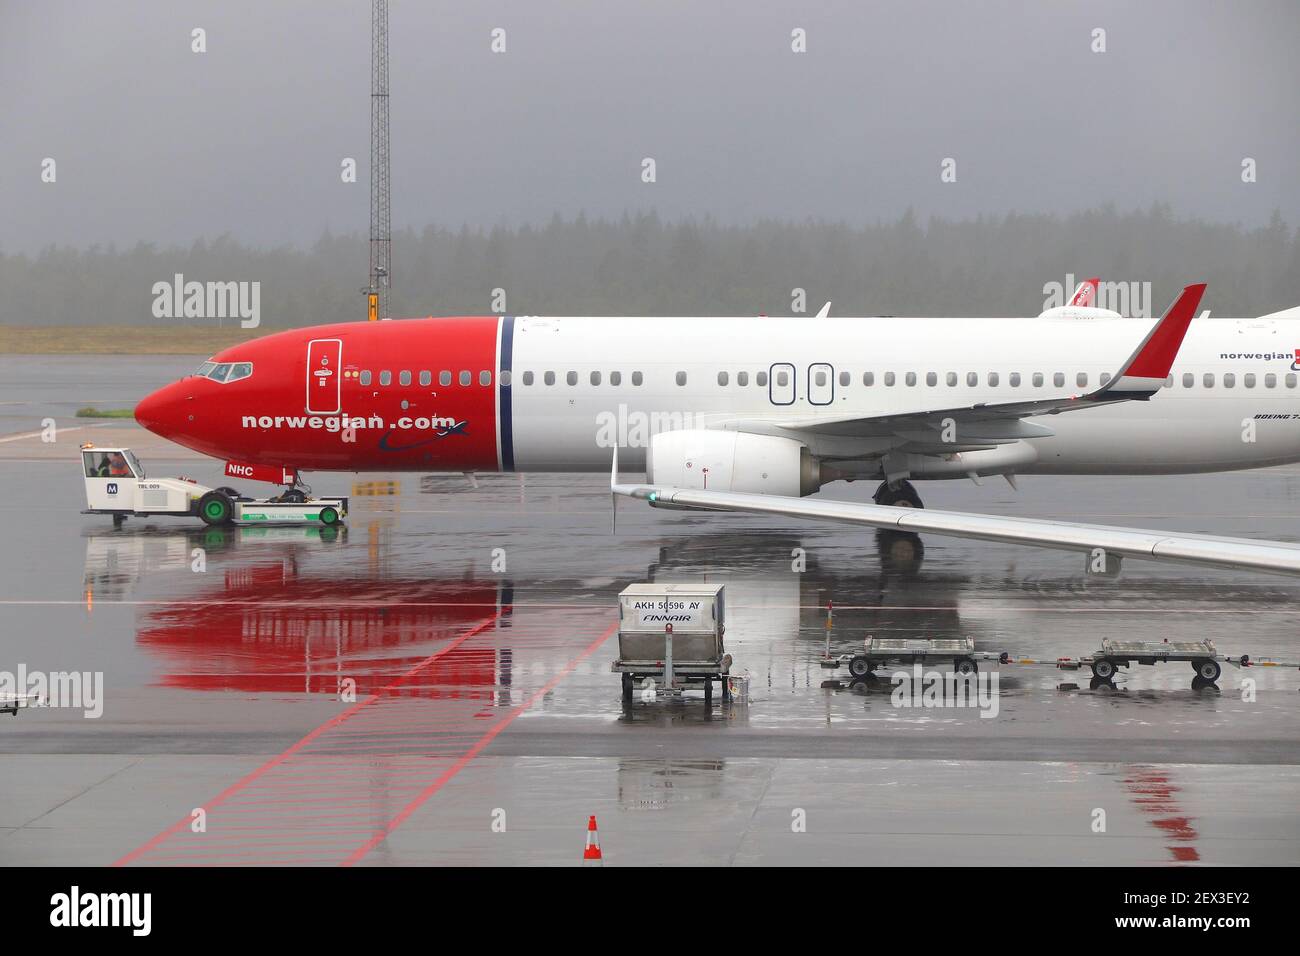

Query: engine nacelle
<box><xmin>647</xmin><ymin>430</ymin><xmax>822</xmax><ymax>497</ymax></box>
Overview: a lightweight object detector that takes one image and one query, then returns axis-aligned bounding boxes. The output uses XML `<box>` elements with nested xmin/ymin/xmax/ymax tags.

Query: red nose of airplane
<box><xmin>134</xmin><ymin>380</ymin><xmax>190</xmax><ymax>440</ymax></box>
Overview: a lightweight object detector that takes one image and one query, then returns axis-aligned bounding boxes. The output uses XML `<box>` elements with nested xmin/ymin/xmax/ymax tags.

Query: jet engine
<box><xmin>646</xmin><ymin>430</ymin><xmax>822</xmax><ymax>497</ymax></box>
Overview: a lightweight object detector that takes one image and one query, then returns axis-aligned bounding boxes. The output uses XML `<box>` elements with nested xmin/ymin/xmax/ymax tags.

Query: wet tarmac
<box><xmin>1</xmin><ymin>357</ymin><xmax>1298</xmax><ymax>865</ymax></box>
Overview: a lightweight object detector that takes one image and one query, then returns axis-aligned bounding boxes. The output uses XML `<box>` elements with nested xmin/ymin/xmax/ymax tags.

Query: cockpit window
<box><xmin>195</xmin><ymin>361</ymin><xmax>217</xmax><ymax>378</ymax></box>
<box><xmin>195</xmin><ymin>361</ymin><xmax>252</xmax><ymax>384</ymax></box>
<box><xmin>210</xmin><ymin>363</ymin><xmax>233</xmax><ymax>382</ymax></box>
<box><xmin>226</xmin><ymin>362</ymin><xmax>253</xmax><ymax>383</ymax></box>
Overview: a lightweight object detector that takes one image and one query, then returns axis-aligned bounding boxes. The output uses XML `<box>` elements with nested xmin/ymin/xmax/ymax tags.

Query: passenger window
<box><xmin>480</xmin><ymin>370</ymin><xmax>492</xmax><ymax>386</ymax></box>
<box><xmin>925</xmin><ymin>372</ymin><xmax>937</xmax><ymax>386</ymax></box>
<box><xmin>1182</xmin><ymin>372</ymin><xmax>1193</xmax><ymax>387</ymax></box>
<box><xmin>500</xmin><ymin>371</ymin><xmax>511</xmax><ymax>386</ymax></box>
<box><xmin>566</xmin><ymin>371</ymin><xmax>577</xmax><ymax>386</ymax></box>
<box><xmin>775</xmin><ymin>370</ymin><xmax>788</xmax><ymax>387</ymax></box>
<box><xmin>399</xmin><ymin>370</ymin><xmax>412</xmax><ymax>386</ymax></box>
<box><xmin>839</xmin><ymin>371</ymin><xmax>850</xmax><ymax>387</ymax></box>
<box><xmin>946</xmin><ymin>372</ymin><xmax>957</xmax><ymax>387</ymax></box>
<box><xmin>1009</xmin><ymin>372</ymin><xmax>1021</xmax><ymax>387</ymax></box>
<box><xmin>522</xmin><ymin>371</ymin><xmax>534</xmax><ymax>385</ymax></box>
<box><xmin>591</xmin><ymin>371</ymin><xmax>601</xmax><ymax>386</ymax></box>
<box><xmin>1076</xmin><ymin>372</ymin><xmax>1087</xmax><ymax>387</ymax></box>
<box><xmin>1288</xmin><ymin>374</ymin><xmax>1297</xmax><ymax>388</ymax></box>
<box><xmin>1100</xmin><ymin>373</ymin><xmax>1111</xmax><ymax>386</ymax></box>
<box><xmin>461</xmin><ymin>370</ymin><xmax>473</xmax><ymax>386</ymax></box>
<box><xmin>756</xmin><ymin>371</ymin><xmax>767</xmax><ymax>387</ymax></box>
<box><xmin>718</xmin><ymin>371</ymin><xmax>729</xmax><ymax>386</ymax></box>
<box><xmin>1223</xmin><ymin>373</ymin><xmax>1236</xmax><ymax>388</ymax></box>
<box><xmin>904</xmin><ymin>372</ymin><xmax>916</xmax><ymax>386</ymax></box>
<box><xmin>360</xmin><ymin>370</ymin><xmax>372</xmax><ymax>386</ymax></box>
<box><xmin>610</xmin><ymin>371</ymin><xmax>622</xmax><ymax>386</ymax></box>
<box><xmin>1203</xmin><ymin>373</ymin><xmax>1214</xmax><ymax>387</ymax></box>
<box><xmin>1244</xmin><ymin>373</ymin><xmax>1255</xmax><ymax>388</ymax></box>
<box><xmin>1032</xmin><ymin>373</ymin><xmax>1044</xmax><ymax>387</ymax></box>
<box><xmin>544</xmin><ymin>371</ymin><xmax>556</xmax><ymax>386</ymax></box>
<box><xmin>676</xmin><ymin>371</ymin><xmax>688</xmax><ymax>386</ymax></box>
<box><xmin>439</xmin><ymin>371</ymin><xmax>452</xmax><ymax>386</ymax></box>
<box><xmin>737</xmin><ymin>371</ymin><xmax>748</xmax><ymax>386</ymax></box>
<box><xmin>966</xmin><ymin>372</ymin><xmax>977</xmax><ymax>387</ymax></box>
<box><xmin>379</xmin><ymin>370</ymin><xmax>392</xmax><ymax>386</ymax></box>
<box><xmin>632</xmin><ymin>371</ymin><xmax>644</xmax><ymax>386</ymax></box>
<box><xmin>1266</xmin><ymin>373</ymin><xmax>1277</xmax><ymax>388</ymax></box>
<box><xmin>884</xmin><ymin>372</ymin><xmax>896</xmax><ymax>386</ymax></box>
<box><xmin>1053</xmin><ymin>373</ymin><xmax>1064</xmax><ymax>387</ymax></box>
<box><xmin>419</xmin><ymin>371</ymin><xmax>431</xmax><ymax>387</ymax></box>
<box><xmin>989</xmin><ymin>372</ymin><xmax>999</xmax><ymax>387</ymax></box>
<box><xmin>815</xmin><ymin>370</ymin><xmax>827</xmax><ymax>387</ymax></box>
<box><xmin>863</xmin><ymin>372</ymin><xmax>874</xmax><ymax>386</ymax></box>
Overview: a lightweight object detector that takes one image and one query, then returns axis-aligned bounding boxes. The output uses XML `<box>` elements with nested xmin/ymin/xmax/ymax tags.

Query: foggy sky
<box><xmin>2</xmin><ymin>0</ymin><xmax>1298</xmax><ymax>254</ymax></box>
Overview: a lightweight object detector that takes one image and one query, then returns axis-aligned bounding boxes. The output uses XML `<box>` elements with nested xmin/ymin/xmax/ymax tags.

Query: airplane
<box><xmin>133</xmin><ymin>282</ymin><xmax>1300</xmax><ymax>575</ymax></box>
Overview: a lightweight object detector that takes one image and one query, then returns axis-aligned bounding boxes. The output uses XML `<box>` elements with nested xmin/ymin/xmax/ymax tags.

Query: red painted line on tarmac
<box><xmin>113</xmin><ymin>608</ymin><xmax>505</xmax><ymax>867</ymax></box>
<box><xmin>340</xmin><ymin>620</ymin><xmax>620</xmax><ymax>866</ymax></box>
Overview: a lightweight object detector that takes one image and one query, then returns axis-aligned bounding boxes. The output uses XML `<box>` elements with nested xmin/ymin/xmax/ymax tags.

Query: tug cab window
<box><xmin>83</xmin><ymin>450</ymin><xmax>138</xmax><ymax>479</ymax></box>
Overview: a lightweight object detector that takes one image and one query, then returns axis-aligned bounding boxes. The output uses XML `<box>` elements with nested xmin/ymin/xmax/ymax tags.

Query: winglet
<box><xmin>1069</xmin><ymin>278</ymin><xmax>1099</xmax><ymax>308</ymax></box>
<box><xmin>1102</xmin><ymin>283</ymin><xmax>1206</xmax><ymax>395</ymax></box>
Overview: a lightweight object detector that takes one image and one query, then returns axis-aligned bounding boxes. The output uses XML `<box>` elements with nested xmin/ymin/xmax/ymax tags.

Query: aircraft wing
<box><xmin>775</xmin><ymin>284</ymin><xmax>1205</xmax><ymax>441</ymax></box>
<box><xmin>610</xmin><ymin>474</ymin><xmax>1300</xmax><ymax>578</ymax></box>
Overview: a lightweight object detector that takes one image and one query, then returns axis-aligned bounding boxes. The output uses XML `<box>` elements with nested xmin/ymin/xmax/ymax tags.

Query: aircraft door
<box><xmin>769</xmin><ymin>363</ymin><xmax>796</xmax><ymax>405</ymax></box>
<box><xmin>808</xmin><ymin>363</ymin><xmax>834</xmax><ymax>405</ymax></box>
<box><xmin>306</xmin><ymin>338</ymin><xmax>343</xmax><ymax>414</ymax></box>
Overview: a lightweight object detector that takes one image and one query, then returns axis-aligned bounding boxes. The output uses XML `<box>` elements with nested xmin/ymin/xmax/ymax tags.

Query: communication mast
<box><xmin>365</xmin><ymin>0</ymin><xmax>391</xmax><ymax>321</ymax></box>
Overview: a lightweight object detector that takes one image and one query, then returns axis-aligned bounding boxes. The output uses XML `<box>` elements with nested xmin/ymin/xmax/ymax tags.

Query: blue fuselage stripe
<box><xmin>500</xmin><ymin>316</ymin><xmax>515</xmax><ymax>471</ymax></box>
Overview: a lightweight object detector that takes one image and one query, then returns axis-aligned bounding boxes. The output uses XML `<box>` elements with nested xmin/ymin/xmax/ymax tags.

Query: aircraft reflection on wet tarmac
<box><xmin>83</xmin><ymin>524</ymin><xmax>517</xmax><ymax>701</ymax></box>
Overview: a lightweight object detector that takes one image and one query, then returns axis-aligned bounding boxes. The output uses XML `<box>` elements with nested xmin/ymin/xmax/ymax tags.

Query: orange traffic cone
<box><xmin>583</xmin><ymin>815</ymin><xmax>603</xmax><ymax>866</ymax></box>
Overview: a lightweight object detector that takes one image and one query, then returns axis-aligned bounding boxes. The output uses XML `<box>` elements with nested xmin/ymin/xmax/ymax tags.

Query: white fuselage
<box><xmin>504</xmin><ymin>314</ymin><xmax>1300</xmax><ymax>477</ymax></box>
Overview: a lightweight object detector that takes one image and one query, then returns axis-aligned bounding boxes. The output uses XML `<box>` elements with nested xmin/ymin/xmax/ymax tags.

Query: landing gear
<box><xmin>874</xmin><ymin>480</ymin><xmax>924</xmax><ymax>508</ymax></box>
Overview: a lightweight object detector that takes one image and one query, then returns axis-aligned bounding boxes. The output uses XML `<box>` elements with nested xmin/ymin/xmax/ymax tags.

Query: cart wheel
<box><xmin>1090</xmin><ymin>658</ymin><xmax>1117</xmax><ymax>681</ymax></box>
<box><xmin>197</xmin><ymin>490</ymin><xmax>235</xmax><ymax>526</ymax></box>
<box><xmin>1192</xmin><ymin>659</ymin><xmax>1221</xmax><ymax>682</ymax></box>
<box><xmin>319</xmin><ymin>505</ymin><xmax>340</xmax><ymax>526</ymax></box>
<box><xmin>621</xmin><ymin>673</ymin><xmax>633</xmax><ymax>703</ymax></box>
<box><xmin>954</xmin><ymin>658</ymin><xmax>978</xmax><ymax>676</ymax></box>
<box><xmin>848</xmin><ymin>655</ymin><xmax>873</xmax><ymax>678</ymax></box>
<box><xmin>704</xmin><ymin>678</ymin><xmax>713</xmax><ymax>705</ymax></box>
<box><xmin>112</xmin><ymin>514</ymin><xmax>127</xmax><ymax>528</ymax></box>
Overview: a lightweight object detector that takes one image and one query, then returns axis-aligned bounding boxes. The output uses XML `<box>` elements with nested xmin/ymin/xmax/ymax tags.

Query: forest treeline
<box><xmin>2</xmin><ymin>205</ymin><xmax>1297</xmax><ymax>327</ymax></box>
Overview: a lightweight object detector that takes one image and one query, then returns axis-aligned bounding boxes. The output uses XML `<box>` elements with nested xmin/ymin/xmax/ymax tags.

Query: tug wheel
<box><xmin>318</xmin><ymin>505</ymin><xmax>340</xmax><ymax>526</ymax></box>
<box><xmin>197</xmin><ymin>490</ymin><xmax>235</xmax><ymax>526</ymax></box>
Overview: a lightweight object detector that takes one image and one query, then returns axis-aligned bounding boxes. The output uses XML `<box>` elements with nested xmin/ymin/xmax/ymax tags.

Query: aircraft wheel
<box><xmin>197</xmin><ymin>490</ymin><xmax>235</xmax><ymax>526</ymax></box>
<box><xmin>874</xmin><ymin>480</ymin><xmax>924</xmax><ymax>508</ymax></box>
<box><xmin>1090</xmin><ymin>658</ymin><xmax>1117</xmax><ymax>681</ymax></box>
<box><xmin>319</xmin><ymin>506</ymin><xmax>340</xmax><ymax>526</ymax></box>
<box><xmin>1193</xmin><ymin>659</ymin><xmax>1221</xmax><ymax>682</ymax></box>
